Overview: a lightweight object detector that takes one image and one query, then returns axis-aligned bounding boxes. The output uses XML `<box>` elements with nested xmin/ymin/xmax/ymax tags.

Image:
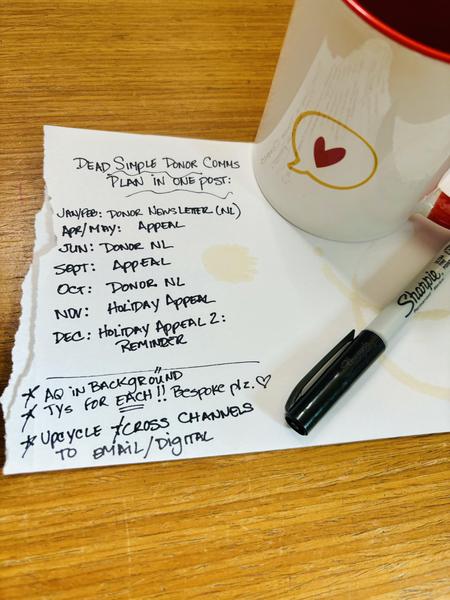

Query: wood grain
<box><xmin>1</xmin><ymin>2</ymin><xmax>449</xmax><ymax>598</ymax></box>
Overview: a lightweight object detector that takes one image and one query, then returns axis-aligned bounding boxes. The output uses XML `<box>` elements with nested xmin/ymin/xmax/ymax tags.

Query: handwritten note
<box><xmin>1</xmin><ymin>126</ymin><xmax>449</xmax><ymax>474</ymax></box>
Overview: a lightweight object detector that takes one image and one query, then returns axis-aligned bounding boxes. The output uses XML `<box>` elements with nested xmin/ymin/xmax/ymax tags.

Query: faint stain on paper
<box><xmin>202</xmin><ymin>245</ymin><xmax>257</xmax><ymax>283</ymax></box>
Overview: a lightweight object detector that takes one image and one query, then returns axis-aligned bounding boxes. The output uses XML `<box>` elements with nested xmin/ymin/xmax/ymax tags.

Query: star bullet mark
<box><xmin>21</xmin><ymin>385</ymin><xmax>40</xmax><ymax>407</ymax></box>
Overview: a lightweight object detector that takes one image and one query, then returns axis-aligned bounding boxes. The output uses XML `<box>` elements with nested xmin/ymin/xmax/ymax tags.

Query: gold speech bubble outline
<box><xmin>287</xmin><ymin>110</ymin><xmax>378</xmax><ymax>190</ymax></box>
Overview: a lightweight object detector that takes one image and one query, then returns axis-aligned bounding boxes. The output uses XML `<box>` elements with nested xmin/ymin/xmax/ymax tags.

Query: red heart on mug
<box><xmin>313</xmin><ymin>136</ymin><xmax>346</xmax><ymax>168</ymax></box>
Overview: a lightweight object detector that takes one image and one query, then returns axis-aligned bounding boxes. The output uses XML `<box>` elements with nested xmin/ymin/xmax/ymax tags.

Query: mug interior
<box><xmin>342</xmin><ymin>0</ymin><xmax>450</xmax><ymax>63</ymax></box>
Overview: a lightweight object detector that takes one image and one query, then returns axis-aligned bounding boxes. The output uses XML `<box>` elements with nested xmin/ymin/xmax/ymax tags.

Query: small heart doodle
<box><xmin>256</xmin><ymin>375</ymin><xmax>271</xmax><ymax>389</ymax></box>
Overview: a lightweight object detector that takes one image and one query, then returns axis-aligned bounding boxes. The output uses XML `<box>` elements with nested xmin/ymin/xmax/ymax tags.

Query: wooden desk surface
<box><xmin>1</xmin><ymin>2</ymin><xmax>449</xmax><ymax>598</ymax></box>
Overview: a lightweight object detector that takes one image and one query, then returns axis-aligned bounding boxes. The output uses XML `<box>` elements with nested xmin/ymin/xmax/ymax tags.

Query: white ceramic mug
<box><xmin>253</xmin><ymin>0</ymin><xmax>450</xmax><ymax>241</ymax></box>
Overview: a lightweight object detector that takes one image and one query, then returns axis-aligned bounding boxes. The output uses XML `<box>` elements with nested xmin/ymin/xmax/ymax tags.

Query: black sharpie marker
<box><xmin>285</xmin><ymin>242</ymin><xmax>450</xmax><ymax>436</ymax></box>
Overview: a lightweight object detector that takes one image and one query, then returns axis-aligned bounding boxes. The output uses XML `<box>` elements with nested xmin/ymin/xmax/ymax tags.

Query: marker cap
<box><xmin>417</xmin><ymin>168</ymin><xmax>450</xmax><ymax>230</ymax></box>
<box><xmin>285</xmin><ymin>330</ymin><xmax>385</xmax><ymax>435</ymax></box>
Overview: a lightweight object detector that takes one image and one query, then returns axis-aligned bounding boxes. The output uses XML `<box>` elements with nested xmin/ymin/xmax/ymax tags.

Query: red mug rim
<box><xmin>341</xmin><ymin>0</ymin><xmax>450</xmax><ymax>63</ymax></box>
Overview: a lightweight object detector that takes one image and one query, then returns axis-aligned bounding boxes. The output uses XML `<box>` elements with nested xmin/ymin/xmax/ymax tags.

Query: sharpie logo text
<box><xmin>397</xmin><ymin>269</ymin><xmax>443</xmax><ymax>317</ymax></box>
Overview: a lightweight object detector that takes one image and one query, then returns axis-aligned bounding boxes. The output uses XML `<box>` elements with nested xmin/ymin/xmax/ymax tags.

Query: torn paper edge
<box><xmin>1</xmin><ymin>192</ymin><xmax>57</xmax><ymax>469</ymax></box>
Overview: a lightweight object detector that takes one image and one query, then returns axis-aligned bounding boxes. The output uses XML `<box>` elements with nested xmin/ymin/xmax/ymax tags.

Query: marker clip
<box><xmin>285</xmin><ymin>330</ymin><xmax>355</xmax><ymax>413</ymax></box>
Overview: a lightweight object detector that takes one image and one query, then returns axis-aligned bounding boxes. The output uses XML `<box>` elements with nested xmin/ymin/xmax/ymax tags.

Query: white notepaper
<box><xmin>1</xmin><ymin>125</ymin><xmax>449</xmax><ymax>474</ymax></box>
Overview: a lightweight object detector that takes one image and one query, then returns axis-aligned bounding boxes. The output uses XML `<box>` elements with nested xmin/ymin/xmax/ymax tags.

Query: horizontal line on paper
<box><xmin>46</xmin><ymin>360</ymin><xmax>261</xmax><ymax>380</ymax></box>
